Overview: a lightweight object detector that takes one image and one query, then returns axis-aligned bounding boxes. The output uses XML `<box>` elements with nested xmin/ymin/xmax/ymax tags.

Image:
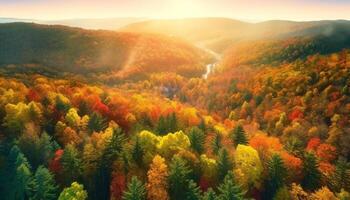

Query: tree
<box><xmin>147</xmin><ymin>155</ymin><xmax>169</xmax><ymax>200</ymax></box>
<box><xmin>211</xmin><ymin>133</ymin><xmax>222</xmax><ymax>155</ymax></box>
<box><xmin>186</xmin><ymin>180</ymin><xmax>201</xmax><ymax>200</ymax></box>
<box><xmin>14</xmin><ymin>161</ymin><xmax>33</xmax><ymax>200</ymax></box>
<box><xmin>96</xmin><ymin>128</ymin><xmax>125</xmax><ymax>200</ymax></box>
<box><xmin>188</xmin><ymin>127</ymin><xmax>205</xmax><ymax>154</ymax></box>
<box><xmin>156</xmin><ymin>113</ymin><xmax>178</xmax><ymax>135</ymax></box>
<box><xmin>309</xmin><ymin>187</ymin><xmax>338</xmax><ymax>200</ymax></box>
<box><xmin>2</xmin><ymin>146</ymin><xmax>35</xmax><ymax>200</ymax></box>
<box><xmin>138</xmin><ymin>130</ymin><xmax>160</xmax><ymax>165</ymax></box>
<box><xmin>216</xmin><ymin>172</ymin><xmax>246</xmax><ymax>200</ymax></box>
<box><xmin>88</xmin><ymin>112</ymin><xmax>108</xmax><ymax>133</ymax></box>
<box><xmin>290</xmin><ymin>183</ymin><xmax>308</xmax><ymax>200</ymax></box>
<box><xmin>168</xmin><ymin>156</ymin><xmax>192</xmax><ymax>200</ymax></box>
<box><xmin>329</xmin><ymin>159</ymin><xmax>350</xmax><ymax>192</ymax></box>
<box><xmin>18</xmin><ymin>132</ymin><xmax>55</xmax><ymax>170</ymax></box>
<box><xmin>217</xmin><ymin>148</ymin><xmax>233</xmax><ymax>182</ymax></box>
<box><xmin>235</xmin><ymin>145</ymin><xmax>262</xmax><ymax>189</ymax></box>
<box><xmin>264</xmin><ymin>154</ymin><xmax>287</xmax><ymax>200</ymax></box>
<box><xmin>202</xmin><ymin>188</ymin><xmax>216</xmax><ymax>200</ymax></box>
<box><xmin>301</xmin><ymin>153</ymin><xmax>321</xmax><ymax>191</ymax></box>
<box><xmin>58</xmin><ymin>182</ymin><xmax>88</xmax><ymax>200</ymax></box>
<box><xmin>231</xmin><ymin>125</ymin><xmax>247</xmax><ymax>147</ymax></box>
<box><xmin>31</xmin><ymin>166</ymin><xmax>58</xmax><ymax>200</ymax></box>
<box><xmin>131</xmin><ymin>136</ymin><xmax>144</xmax><ymax>167</ymax></box>
<box><xmin>61</xmin><ymin>144</ymin><xmax>82</xmax><ymax>186</ymax></box>
<box><xmin>157</xmin><ymin>131</ymin><xmax>190</xmax><ymax>158</ymax></box>
<box><xmin>122</xmin><ymin>176</ymin><xmax>146</xmax><ymax>200</ymax></box>
<box><xmin>65</xmin><ymin>108</ymin><xmax>81</xmax><ymax>128</ymax></box>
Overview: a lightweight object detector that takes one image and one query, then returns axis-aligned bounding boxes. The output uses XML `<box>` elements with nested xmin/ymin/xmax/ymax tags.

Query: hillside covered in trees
<box><xmin>0</xmin><ymin>19</ymin><xmax>350</xmax><ymax>200</ymax></box>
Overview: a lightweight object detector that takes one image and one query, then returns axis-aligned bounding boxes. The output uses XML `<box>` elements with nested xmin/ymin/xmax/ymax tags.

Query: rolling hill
<box><xmin>0</xmin><ymin>23</ymin><xmax>211</xmax><ymax>78</ymax></box>
<box><xmin>120</xmin><ymin>18</ymin><xmax>350</xmax><ymax>53</ymax></box>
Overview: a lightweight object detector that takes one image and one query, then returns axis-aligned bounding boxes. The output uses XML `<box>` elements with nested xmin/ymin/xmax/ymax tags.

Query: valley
<box><xmin>0</xmin><ymin>17</ymin><xmax>349</xmax><ymax>200</ymax></box>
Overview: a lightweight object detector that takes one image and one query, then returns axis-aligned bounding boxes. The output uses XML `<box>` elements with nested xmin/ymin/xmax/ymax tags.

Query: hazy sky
<box><xmin>1</xmin><ymin>0</ymin><xmax>350</xmax><ymax>21</ymax></box>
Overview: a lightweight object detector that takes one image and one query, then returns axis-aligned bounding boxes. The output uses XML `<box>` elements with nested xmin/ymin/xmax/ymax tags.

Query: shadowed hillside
<box><xmin>0</xmin><ymin>23</ymin><xmax>211</xmax><ymax>77</ymax></box>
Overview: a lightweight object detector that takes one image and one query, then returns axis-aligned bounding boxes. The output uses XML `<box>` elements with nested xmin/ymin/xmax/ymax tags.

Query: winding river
<box><xmin>198</xmin><ymin>44</ymin><xmax>222</xmax><ymax>79</ymax></box>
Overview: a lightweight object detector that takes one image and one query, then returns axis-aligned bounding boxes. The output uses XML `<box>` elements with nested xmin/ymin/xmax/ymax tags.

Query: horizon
<box><xmin>1</xmin><ymin>0</ymin><xmax>350</xmax><ymax>22</ymax></box>
<box><xmin>1</xmin><ymin>16</ymin><xmax>350</xmax><ymax>24</ymax></box>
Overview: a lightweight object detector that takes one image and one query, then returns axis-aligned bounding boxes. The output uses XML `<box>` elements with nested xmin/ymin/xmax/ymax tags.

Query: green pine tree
<box><xmin>264</xmin><ymin>154</ymin><xmax>287</xmax><ymax>200</ymax></box>
<box><xmin>202</xmin><ymin>188</ymin><xmax>216</xmax><ymax>200</ymax></box>
<box><xmin>198</xmin><ymin>119</ymin><xmax>206</xmax><ymax>132</ymax></box>
<box><xmin>217</xmin><ymin>172</ymin><xmax>246</xmax><ymax>200</ymax></box>
<box><xmin>168</xmin><ymin>156</ymin><xmax>192</xmax><ymax>200</ymax></box>
<box><xmin>61</xmin><ymin>144</ymin><xmax>82</xmax><ymax>186</ymax></box>
<box><xmin>122</xmin><ymin>176</ymin><xmax>146</xmax><ymax>200</ymax></box>
<box><xmin>301</xmin><ymin>152</ymin><xmax>321</xmax><ymax>191</ymax></box>
<box><xmin>131</xmin><ymin>136</ymin><xmax>144</xmax><ymax>167</ymax></box>
<box><xmin>31</xmin><ymin>166</ymin><xmax>58</xmax><ymax>200</ymax></box>
<box><xmin>88</xmin><ymin>112</ymin><xmax>108</xmax><ymax>133</ymax></box>
<box><xmin>231</xmin><ymin>125</ymin><xmax>247</xmax><ymax>147</ymax></box>
<box><xmin>156</xmin><ymin>113</ymin><xmax>178</xmax><ymax>135</ymax></box>
<box><xmin>96</xmin><ymin>128</ymin><xmax>125</xmax><ymax>200</ymax></box>
<box><xmin>188</xmin><ymin>127</ymin><xmax>205</xmax><ymax>154</ymax></box>
<box><xmin>217</xmin><ymin>148</ymin><xmax>233</xmax><ymax>182</ymax></box>
<box><xmin>211</xmin><ymin>133</ymin><xmax>222</xmax><ymax>155</ymax></box>
<box><xmin>186</xmin><ymin>180</ymin><xmax>201</xmax><ymax>200</ymax></box>
<box><xmin>329</xmin><ymin>158</ymin><xmax>350</xmax><ymax>192</ymax></box>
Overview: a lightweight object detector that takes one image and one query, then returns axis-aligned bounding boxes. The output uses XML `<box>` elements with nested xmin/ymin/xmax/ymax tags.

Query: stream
<box><xmin>198</xmin><ymin>44</ymin><xmax>221</xmax><ymax>79</ymax></box>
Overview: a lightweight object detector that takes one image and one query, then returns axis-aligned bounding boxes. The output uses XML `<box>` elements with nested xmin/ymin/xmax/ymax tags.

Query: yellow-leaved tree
<box><xmin>147</xmin><ymin>155</ymin><xmax>169</xmax><ymax>200</ymax></box>
<box><xmin>234</xmin><ymin>144</ymin><xmax>263</xmax><ymax>189</ymax></box>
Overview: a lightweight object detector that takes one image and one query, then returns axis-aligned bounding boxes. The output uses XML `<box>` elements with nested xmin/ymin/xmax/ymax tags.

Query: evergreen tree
<box><xmin>14</xmin><ymin>161</ymin><xmax>33</xmax><ymax>200</ymax></box>
<box><xmin>188</xmin><ymin>127</ymin><xmax>205</xmax><ymax>154</ymax></box>
<box><xmin>301</xmin><ymin>153</ymin><xmax>321</xmax><ymax>191</ymax></box>
<box><xmin>231</xmin><ymin>125</ymin><xmax>247</xmax><ymax>147</ymax></box>
<box><xmin>168</xmin><ymin>156</ymin><xmax>192</xmax><ymax>200</ymax></box>
<box><xmin>17</xmin><ymin>132</ymin><xmax>55</xmax><ymax>170</ymax></box>
<box><xmin>88</xmin><ymin>112</ymin><xmax>108</xmax><ymax>133</ymax></box>
<box><xmin>211</xmin><ymin>133</ymin><xmax>222</xmax><ymax>155</ymax></box>
<box><xmin>264</xmin><ymin>154</ymin><xmax>287</xmax><ymax>200</ymax></box>
<box><xmin>329</xmin><ymin>158</ymin><xmax>350</xmax><ymax>192</ymax></box>
<box><xmin>156</xmin><ymin>113</ymin><xmax>178</xmax><ymax>135</ymax></box>
<box><xmin>202</xmin><ymin>188</ymin><xmax>216</xmax><ymax>200</ymax></box>
<box><xmin>96</xmin><ymin>128</ymin><xmax>125</xmax><ymax>200</ymax></box>
<box><xmin>186</xmin><ymin>180</ymin><xmax>201</xmax><ymax>200</ymax></box>
<box><xmin>131</xmin><ymin>136</ymin><xmax>144</xmax><ymax>167</ymax></box>
<box><xmin>5</xmin><ymin>147</ymin><xmax>34</xmax><ymax>200</ymax></box>
<box><xmin>31</xmin><ymin>166</ymin><xmax>58</xmax><ymax>200</ymax></box>
<box><xmin>217</xmin><ymin>148</ymin><xmax>233</xmax><ymax>182</ymax></box>
<box><xmin>122</xmin><ymin>176</ymin><xmax>146</xmax><ymax>200</ymax></box>
<box><xmin>61</xmin><ymin>144</ymin><xmax>82</xmax><ymax>186</ymax></box>
<box><xmin>168</xmin><ymin>112</ymin><xmax>178</xmax><ymax>133</ymax></box>
<box><xmin>198</xmin><ymin>119</ymin><xmax>206</xmax><ymax>132</ymax></box>
<box><xmin>156</xmin><ymin>115</ymin><xmax>167</xmax><ymax>135</ymax></box>
<box><xmin>217</xmin><ymin>172</ymin><xmax>246</xmax><ymax>200</ymax></box>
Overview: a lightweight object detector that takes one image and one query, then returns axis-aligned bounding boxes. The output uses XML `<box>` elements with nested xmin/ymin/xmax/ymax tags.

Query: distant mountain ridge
<box><xmin>0</xmin><ymin>23</ymin><xmax>210</xmax><ymax>78</ymax></box>
<box><xmin>120</xmin><ymin>18</ymin><xmax>350</xmax><ymax>53</ymax></box>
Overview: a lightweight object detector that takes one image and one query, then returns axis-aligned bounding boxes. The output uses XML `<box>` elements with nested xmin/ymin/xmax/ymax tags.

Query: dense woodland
<box><xmin>0</xmin><ymin>21</ymin><xmax>350</xmax><ymax>200</ymax></box>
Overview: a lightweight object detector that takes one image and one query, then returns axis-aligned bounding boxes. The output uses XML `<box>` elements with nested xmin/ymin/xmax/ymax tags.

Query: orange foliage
<box><xmin>249</xmin><ymin>134</ymin><xmax>283</xmax><ymax>153</ymax></box>
<box><xmin>288</xmin><ymin>108</ymin><xmax>304</xmax><ymax>121</ymax></box>
<box><xmin>280</xmin><ymin>151</ymin><xmax>302</xmax><ymax>177</ymax></box>
<box><xmin>319</xmin><ymin>162</ymin><xmax>335</xmax><ymax>175</ymax></box>
<box><xmin>316</xmin><ymin>144</ymin><xmax>337</xmax><ymax>162</ymax></box>
<box><xmin>27</xmin><ymin>89</ymin><xmax>41</xmax><ymax>102</ymax></box>
<box><xmin>306</xmin><ymin>137</ymin><xmax>321</xmax><ymax>151</ymax></box>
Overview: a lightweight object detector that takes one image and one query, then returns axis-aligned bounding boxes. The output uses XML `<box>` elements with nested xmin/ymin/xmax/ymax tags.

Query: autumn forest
<box><xmin>0</xmin><ymin>15</ymin><xmax>350</xmax><ymax>200</ymax></box>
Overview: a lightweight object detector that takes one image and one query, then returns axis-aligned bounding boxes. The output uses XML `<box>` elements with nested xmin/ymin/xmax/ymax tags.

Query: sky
<box><xmin>1</xmin><ymin>0</ymin><xmax>350</xmax><ymax>21</ymax></box>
